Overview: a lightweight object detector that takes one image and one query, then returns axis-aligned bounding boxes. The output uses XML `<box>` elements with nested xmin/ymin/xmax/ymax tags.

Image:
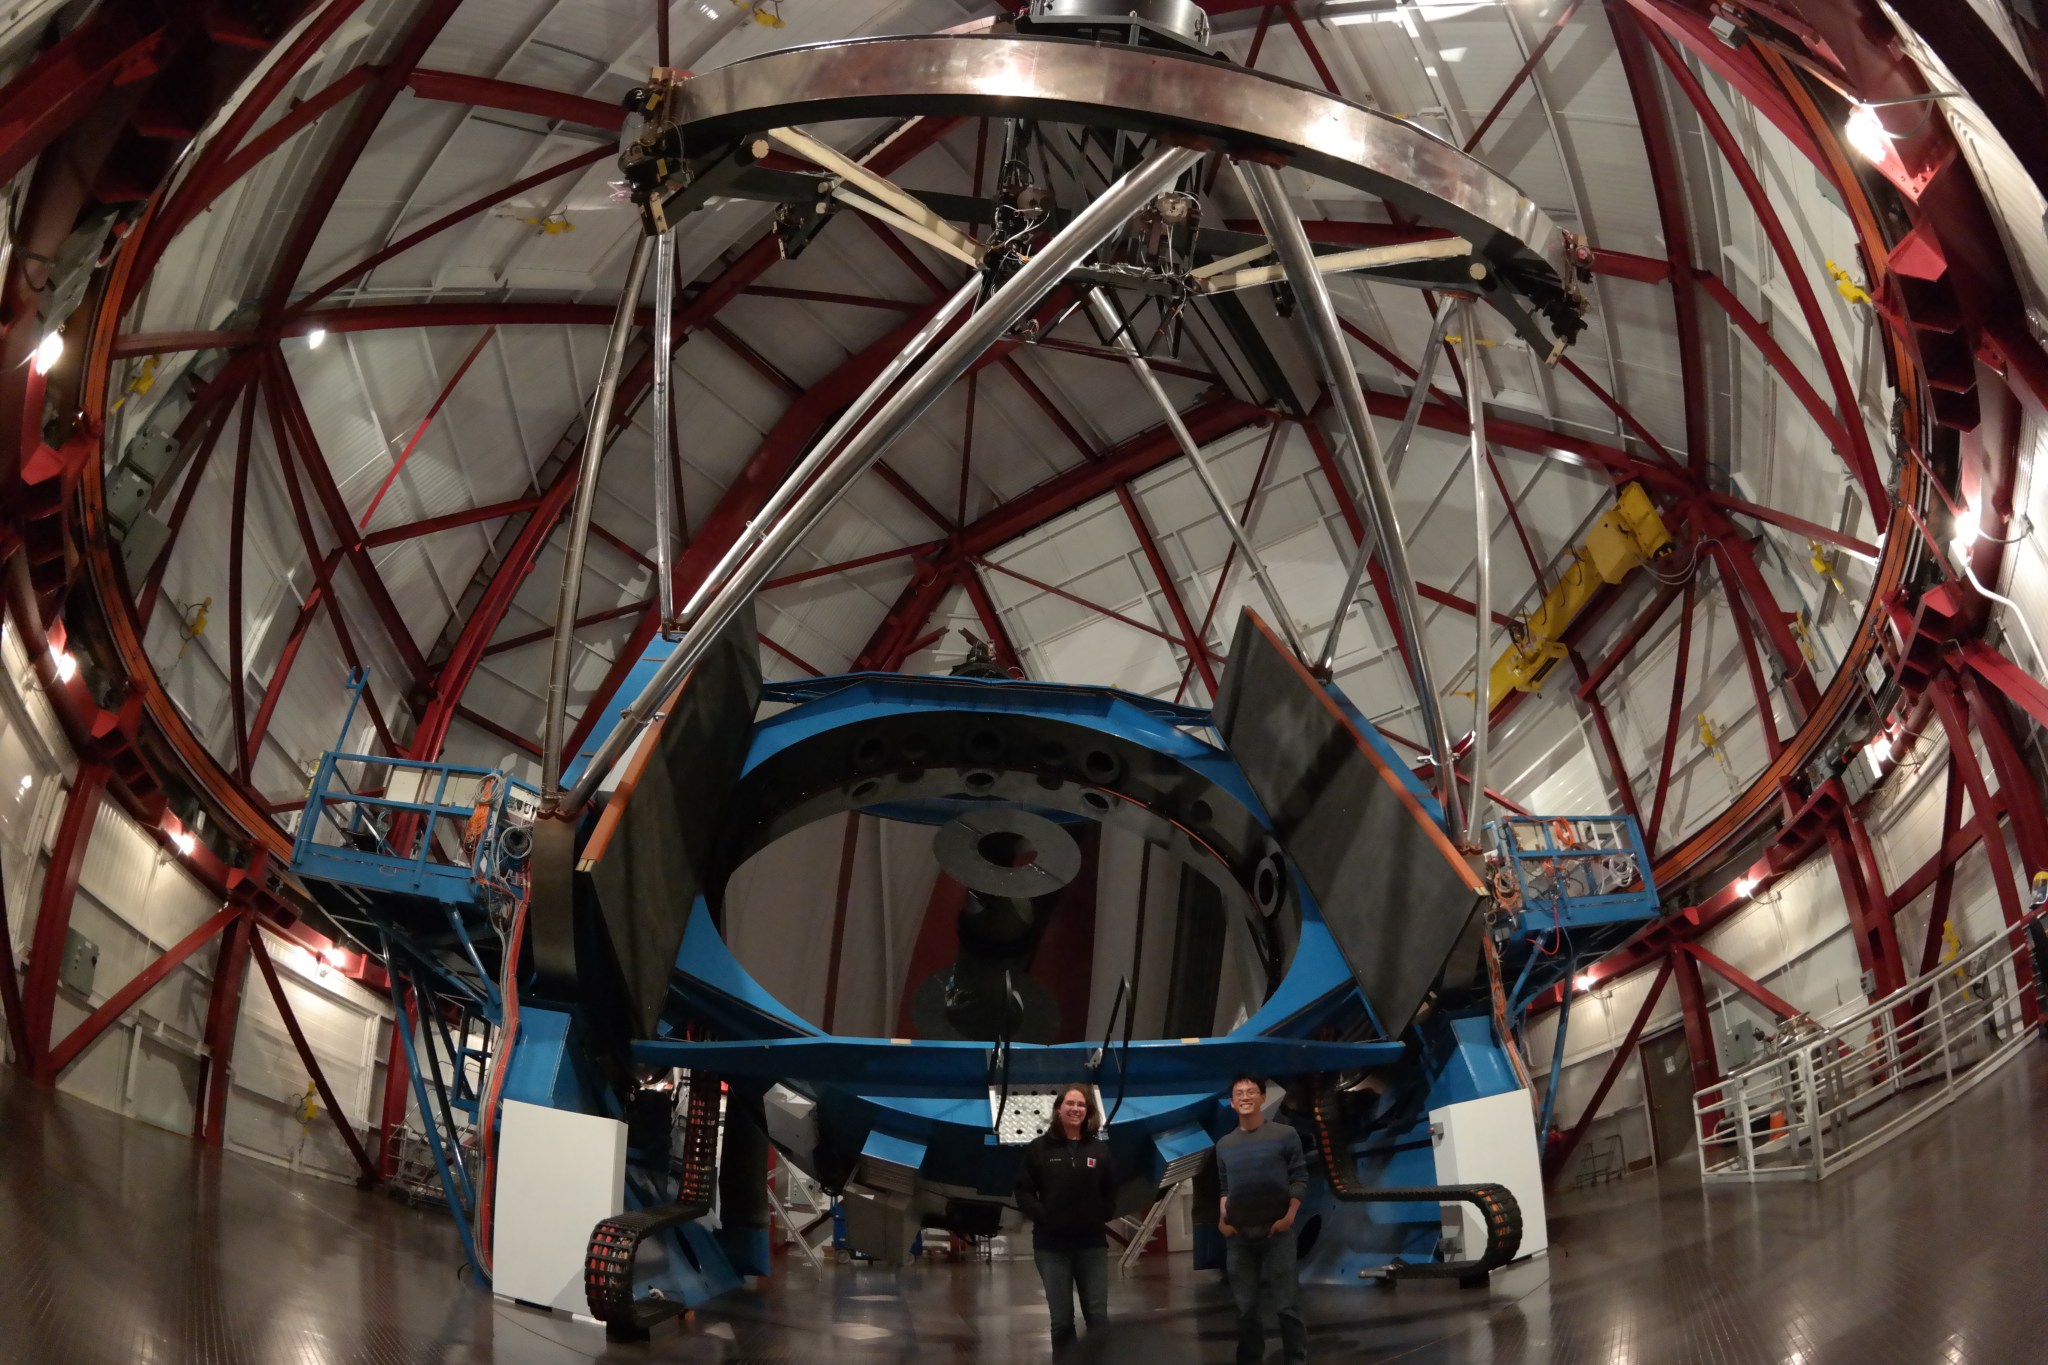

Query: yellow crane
<box><xmin>1487</xmin><ymin>482</ymin><xmax>1675</xmax><ymax>703</ymax></box>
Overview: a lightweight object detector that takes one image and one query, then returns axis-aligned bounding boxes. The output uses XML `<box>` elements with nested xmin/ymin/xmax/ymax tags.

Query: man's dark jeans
<box><xmin>1225</xmin><ymin>1230</ymin><xmax>1307</xmax><ymax>1364</ymax></box>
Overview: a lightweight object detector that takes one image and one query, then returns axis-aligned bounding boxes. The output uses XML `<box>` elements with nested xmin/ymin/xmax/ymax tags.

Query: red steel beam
<box><xmin>763</xmin><ymin>542</ymin><xmax>940</xmax><ymax>591</ymax></box>
<box><xmin>248</xmin><ymin>931</ymin><xmax>380</xmax><ymax>1184</ymax></box>
<box><xmin>135</xmin><ymin>398</ymin><xmax>236</xmax><ymax>628</ymax></box>
<box><xmin>959</xmin><ymin>564</ymin><xmax>1026</xmax><ymax>676</ymax></box>
<box><xmin>359</xmin><ymin>327</ymin><xmax>497</xmax><ymax>530</ymax></box>
<box><xmin>295</xmin><ymin>148</ymin><xmax>611</xmax><ymax>316</ymax></box>
<box><xmin>1546</xmin><ymin>959</ymin><xmax>1673</xmax><ymax>1179</ymax></box>
<box><xmin>1576</xmin><ymin>581</ymin><xmax>1682</xmax><ymax>699</ymax></box>
<box><xmin>226</xmin><ymin>385</ymin><xmax>257</xmax><ymax>779</ymax></box>
<box><xmin>1928</xmin><ymin>677</ymin><xmax>2037</xmax><ymax>1018</ymax></box>
<box><xmin>125</xmin><ymin>0</ymin><xmax>378</xmax><ymax>301</ymax></box>
<box><xmin>1578</xmin><ymin>666</ymin><xmax>1646</xmax><ymax>826</ymax></box>
<box><xmin>1720</xmin><ymin>557</ymin><xmax>1783</xmax><ymax>760</ymax></box>
<box><xmin>455</xmin><ymin>705</ymin><xmax>543</xmax><ymax>759</ymax></box>
<box><xmin>1609</xmin><ymin>5</ymin><xmax>1710</xmax><ymax>478</ymax></box>
<box><xmin>1678</xmin><ymin>939</ymin><xmax>1799</xmax><ymax>1020</ymax></box>
<box><xmin>1644</xmin><ymin>576</ymin><xmax>1698</xmax><ymax>854</ymax></box>
<box><xmin>258</xmin><ymin>0</ymin><xmax>466</xmax><ymax>319</ymax></box>
<box><xmin>1177</xmin><ymin>423</ymin><xmax>1284</xmax><ymax>703</ymax></box>
<box><xmin>1696</xmin><ymin>270</ymin><xmax>1857</xmax><ymax>469</ymax></box>
<box><xmin>1118</xmin><ymin>485</ymin><xmax>1218</xmax><ymax>695</ymax></box>
<box><xmin>1916</xmin><ymin>756</ymin><xmax>1967</xmax><ymax>976</ymax></box>
<box><xmin>1465</xmin><ymin>0</ymin><xmax>1584</xmax><ymax>151</ymax></box>
<box><xmin>979</xmin><ymin>553</ymin><xmax>1194</xmax><ymax>653</ymax></box>
<box><xmin>364</xmin><ymin>496</ymin><xmax>544</xmax><ymax>548</ymax></box>
<box><xmin>0</xmin><ymin>6</ymin><xmax>165</xmax><ymax>190</ymax></box>
<box><xmin>243</xmin><ymin>552</ymin><xmax>343</xmax><ymax>772</ymax></box>
<box><xmin>758</xmin><ymin>633</ymin><xmax>826</xmax><ymax>678</ymax></box>
<box><xmin>484</xmin><ymin>597</ymin><xmax>655</xmax><ymax>658</ymax></box>
<box><xmin>264</xmin><ymin>372</ymin><xmax>399</xmax><ymax>754</ymax></box>
<box><xmin>265</xmin><ymin>351</ymin><xmax>431</xmax><ymax>688</ymax></box>
<box><xmin>1669</xmin><ymin>944</ymin><xmax>1722</xmax><ymax>1137</ymax></box>
<box><xmin>153</xmin><ymin>65</ymin><xmax>378</xmax><ymax>252</ymax></box>
<box><xmin>406</xmin><ymin>68</ymin><xmax>622</xmax><ymax>131</ymax></box>
<box><xmin>1960</xmin><ymin>670</ymin><xmax>2048</xmax><ymax>880</ymax></box>
<box><xmin>375</xmin><ymin>1008</ymin><xmax>410</xmax><ymax>1178</ymax></box>
<box><xmin>1637</xmin><ymin>18</ymin><xmax>1885</xmax><ymax>515</ymax></box>
<box><xmin>18</xmin><ymin>762</ymin><xmax>109</xmax><ymax>1065</ymax></box>
<box><xmin>39</xmin><ymin>905</ymin><xmax>239</xmax><ymax>1081</ymax></box>
<box><xmin>196</xmin><ymin>914</ymin><xmax>253</xmax><ymax>1146</ymax></box>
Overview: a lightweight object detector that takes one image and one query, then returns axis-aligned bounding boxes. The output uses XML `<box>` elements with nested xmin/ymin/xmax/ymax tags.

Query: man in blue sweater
<box><xmin>1215</xmin><ymin>1074</ymin><xmax>1308</xmax><ymax>1365</ymax></box>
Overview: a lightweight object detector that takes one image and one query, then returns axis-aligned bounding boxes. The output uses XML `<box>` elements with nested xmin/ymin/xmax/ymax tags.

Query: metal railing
<box><xmin>291</xmin><ymin>748</ymin><xmax>536</xmax><ymax>905</ymax></box>
<box><xmin>1695</xmin><ymin>911</ymin><xmax>2045</xmax><ymax>1182</ymax></box>
<box><xmin>1489</xmin><ymin>814</ymin><xmax>1658</xmax><ymax>931</ymax></box>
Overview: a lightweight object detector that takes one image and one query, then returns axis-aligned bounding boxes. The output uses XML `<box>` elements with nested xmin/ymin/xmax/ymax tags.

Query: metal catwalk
<box><xmin>3</xmin><ymin>1052</ymin><xmax>2045</xmax><ymax>1364</ymax></box>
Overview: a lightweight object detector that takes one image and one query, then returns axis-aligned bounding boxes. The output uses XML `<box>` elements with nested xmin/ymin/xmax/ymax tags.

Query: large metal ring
<box><xmin>674</xmin><ymin>33</ymin><xmax>1581</xmax><ymax>344</ymax></box>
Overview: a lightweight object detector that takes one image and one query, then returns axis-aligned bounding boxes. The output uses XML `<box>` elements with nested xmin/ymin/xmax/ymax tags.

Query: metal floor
<box><xmin>5</xmin><ymin>1051</ymin><xmax>2048</xmax><ymax>1365</ymax></box>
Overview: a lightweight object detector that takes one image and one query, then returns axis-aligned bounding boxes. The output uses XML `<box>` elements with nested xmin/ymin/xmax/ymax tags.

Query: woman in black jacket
<box><xmin>1014</xmin><ymin>1084</ymin><xmax>1117</xmax><ymax>1353</ymax></box>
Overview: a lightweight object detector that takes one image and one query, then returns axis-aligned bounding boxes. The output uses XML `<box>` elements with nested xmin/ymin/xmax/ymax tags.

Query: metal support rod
<box><xmin>1463</xmin><ymin>296</ymin><xmax>1493</xmax><ymax>844</ymax></box>
<box><xmin>1316</xmin><ymin>303</ymin><xmax>1453</xmax><ymax>673</ymax></box>
<box><xmin>1236</xmin><ymin>159</ymin><xmax>1461</xmax><ymax>834</ymax></box>
<box><xmin>1085</xmin><ymin>286</ymin><xmax>1311</xmax><ymax>663</ymax></box>
<box><xmin>540</xmin><ymin>231</ymin><xmax>655</xmax><ymax>808</ymax></box>
<box><xmin>766</xmin><ymin>1178</ymin><xmax>825</xmax><ymax>1271</ymax></box>
<box><xmin>652</xmin><ymin>226</ymin><xmax>678</xmax><ymax>634</ymax></box>
<box><xmin>1535</xmin><ymin>972</ymin><xmax>1573</xmax><ymax>1142</ymax></box>
<box><xmin>565</xmin><ymin>143</ymin><xmax>1202</xmax><ymax>812</ymax></box>
<box><xmin>676</xmin><ymin>273</ymin><xmax>980</xmax><ymax>628</ymax></box>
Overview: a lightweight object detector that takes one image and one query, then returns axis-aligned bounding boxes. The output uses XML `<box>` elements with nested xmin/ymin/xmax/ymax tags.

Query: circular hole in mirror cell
<box><xmin>963</xmin><ymin>769</ymin><xmax>997</xmax><ymax>792</ymax></box>
<box><xmin>1082</xmin><ymin>749</ymin><xmax>1120</xmax><ymax>782</ymax></box>
<box><xmin>849</xmin><ymin>778</ymin><xmax>880</xmax><ymax>802</ymax></box>
<box><xmin>1081</xmin><ymin>789</ymin><xmax>1111</xmax><ymax>813</ymax></box>
<box><xmin>852</xmin><ymin>736</ymin><xmax>888</xmax><ymax>772</ymax></box>
<box><xmin>977</xmin><ymin>830</ymin><xmax>1038</xmax><ymax>868</ymax></box>
<box><xmin>899</xmin><ymin>732</ymin><xmax>930</xmax><ymax>762</ymax></box>
<box><xmin>1038</xmin><ymin>739</ymin><xmax>1068</xmax><ymax>768</ymax></box>
<box><xmin>1189</xmin><ymin>798</ymin><xmax>1214</xmax><ymax>826</ymax></box>
<box><xmin>965</xmin><ymin>728</ymin><xmax>1004</xmax><ymax>763</ymax></box>
<box><xmin>1036</xmin><ymin>772</ymin><xmax>1064</xmax><ymax>791</ymax></box>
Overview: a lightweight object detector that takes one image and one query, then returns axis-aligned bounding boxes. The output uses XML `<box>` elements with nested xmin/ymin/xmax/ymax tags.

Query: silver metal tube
<box><xmin>1463</xmin><ymin>297</ymin><xmax>1493</xmax><ymax>845</ymax></box>
<box><xmin>676</xmin><ymin>273</ymin><xmax>980</xmax><ymax>625</ymax></box>
<box><xmin>1238</xmin><ymin>159</ymin><xmax>1461</xmax><ymax>835</ymax></box>
<box><xmin>540</xmin><ymin>232</ymin><xmax>655</xmax><ymax>808</ymax></box>
<box><xmin>563</xmin><ymin>144</ymin><xmax>1203</xmax><ymax>812</ymax></box>
<box><xmin>1084</xmin><ymin>286</ymin><xmax>1312</xmax><ymax>664</ymax></box>
<box><xmin>1315</xmin><ymin>303</ymin><xmax>1453</xmax><ymax>674</ymax></box>
<box><xmin>652</xmin><ymin>227</ymin><xmax>677</xmax><ymax>635</ymax></box>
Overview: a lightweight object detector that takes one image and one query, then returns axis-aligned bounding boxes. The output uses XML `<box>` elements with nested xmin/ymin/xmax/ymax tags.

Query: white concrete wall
<box><xmin>1</xmin><ymin>625</ymin><xmax>392</xmax><ymax>1181</ymax></box>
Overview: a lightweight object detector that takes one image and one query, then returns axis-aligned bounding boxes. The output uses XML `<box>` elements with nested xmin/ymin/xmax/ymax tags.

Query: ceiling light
<box><xmin>16</xmin><ymin>774</ymin><xmax>31</xmax><ymax>793</ymax></box>
<box><xmin>306</xmin><ymin>327</ymin><xmax>328</xmax><ymax>349</ymax></box>
<box><xmin>31</xmin><ymin>330</ymin><xmax>63</xmax><ymax>374</ymax></box>
<box><xmin>1844</xmin><ymin>104</ymin><xmax>1891</xmax><ymax>165</ymax></box>
<box><xmin>50</xmin><ymin>648</ymin><xmax>75</xmax><ymax>682</ymax></box>
<box><xmin>171</xmin><ymin>830</ymin><xmax>197</xmax><ymax>857</ymax></box>
<box><xmin>1574</xmin><ymin>973</ymin><xmax>1596</xmax><ymax>992</ymax></box>
<box><xmin>1734</xmin><ymin>876</ymin><xmax>1759</xmax><ymax>899</ymax></box>
<box><xmin>1867</xmin><ymin>734</ymin><xmax>1894</xmax><ymax>765</ymax></box>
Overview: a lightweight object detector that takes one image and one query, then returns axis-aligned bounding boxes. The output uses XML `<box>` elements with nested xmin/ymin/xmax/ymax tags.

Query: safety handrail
<box><xmin>1695</xmin><ymin>906</ymin><xmax>2044</xmax><ymax>1182</ymax></box>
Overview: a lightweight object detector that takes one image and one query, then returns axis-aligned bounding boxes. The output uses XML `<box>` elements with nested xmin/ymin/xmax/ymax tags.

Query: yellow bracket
<box><xmin>1826</xmin><ymin>259</ymin><xmax>1871</xmax><ymax>307</ymax></box>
